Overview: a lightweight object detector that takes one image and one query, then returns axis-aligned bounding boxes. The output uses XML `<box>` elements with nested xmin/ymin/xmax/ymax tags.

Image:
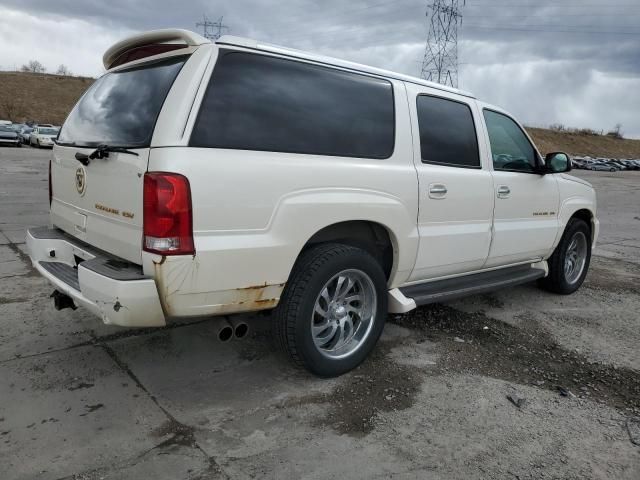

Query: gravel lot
<box><xmin>1</xmin><ymin>147</ymin><xmax>639</xmax><ymax>480</ymax></box>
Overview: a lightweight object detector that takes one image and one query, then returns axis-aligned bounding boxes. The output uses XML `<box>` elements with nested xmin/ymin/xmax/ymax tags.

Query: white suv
<box><xmin>27</xmin><ymin>29</ymin><xmax>598</xmax><ymax>377</ymax></box>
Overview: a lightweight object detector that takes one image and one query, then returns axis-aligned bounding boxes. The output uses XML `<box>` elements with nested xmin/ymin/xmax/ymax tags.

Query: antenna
<box><xmin>196</xmin><ymin>15</ymin><xmax>229</xmax><ymax>41</ymax></box>
<box><xmin>421</xmin><ymin>0</ymin><xmax>464</xmax><ymax>88</ymax></box>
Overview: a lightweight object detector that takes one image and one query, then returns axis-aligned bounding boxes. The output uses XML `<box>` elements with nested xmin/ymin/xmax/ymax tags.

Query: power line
<box><xmin>196</xmin><ymin>14</ymin><xmax>229</xmax><ymax>41</ymax></box>
<box><xmin>421</xmin><ymin>0</ymin><xmax>465</xmax><ymax>88</ymax></box>
<box><xmin>464</xmin><ymin>25</ymin><xmax>640</xmax><ymax>35</ymax></box>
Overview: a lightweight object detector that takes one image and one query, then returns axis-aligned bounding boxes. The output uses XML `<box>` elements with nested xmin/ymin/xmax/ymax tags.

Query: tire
<box><xmin>610</xmin><ymin>168</ymin><xmax>615</xmax><ymax>172</ymax></box>
<box><xmin>538</xmin><ymin>218</ymin><xmax>591</xmax><ymax>295</ymax></box>
<box><xmin>274</xmin><ymin>243</ymin><xmax>387</xmax><ymax>377</ymax></box>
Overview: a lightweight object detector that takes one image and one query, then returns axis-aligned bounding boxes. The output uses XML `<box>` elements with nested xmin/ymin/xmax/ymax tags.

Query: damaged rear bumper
<box><xmin>26</xmin><ymin>227</ymin><xmax>165</xmax><ymax>327</ymax></box>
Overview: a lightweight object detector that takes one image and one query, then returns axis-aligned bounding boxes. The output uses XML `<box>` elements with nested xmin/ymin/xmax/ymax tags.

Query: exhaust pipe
<box><xmin>50</xmin><ymin>290</ymin><xmax>77</xmax><ymax>311</ymax></box>
<box><xmin>229</xmin><ymin>317</ymin><xmax>249</xmax><ymax>339</ymax></box>
<box><xmin>215</xmin><ymin>319</ymin><xmax>234</xmax><ymax>342</ymax></box>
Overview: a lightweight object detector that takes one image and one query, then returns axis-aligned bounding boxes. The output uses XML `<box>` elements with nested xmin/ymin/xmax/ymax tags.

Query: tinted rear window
<box><xmin>190</xmin><ymin>51</ymin><xmax>395</xmax><ymax>159</ymax></box>
<box><xmin>417</xmin><ymin>95</ymin><xmax>480</xmax><ymax>168</ymax></box>
<box><xmin>58</xmin><ymin>56</ymin><xmax>186</xmax><ymax>147</ymax></box>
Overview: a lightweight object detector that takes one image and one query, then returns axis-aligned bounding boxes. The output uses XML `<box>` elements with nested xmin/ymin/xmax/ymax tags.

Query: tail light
<box><xmin>143</xmin><ymin>172</ymin><xmax>194</xmax><ymax>256</ymax></box>
<box><xmin>48</xmin><ymin>160</ymin><xmax>52</xmax><ymax>206</ymax></box>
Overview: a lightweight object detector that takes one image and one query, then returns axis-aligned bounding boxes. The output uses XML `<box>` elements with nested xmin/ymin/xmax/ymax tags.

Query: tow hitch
<box><xmin>50</xmin><ymin>290</ymin><xmax>77</xmax><ymax>311</ymax></box>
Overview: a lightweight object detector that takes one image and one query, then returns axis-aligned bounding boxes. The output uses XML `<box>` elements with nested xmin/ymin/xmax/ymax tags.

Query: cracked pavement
<box><xmin>1</xmin><ymin>147</ymin><xmax>639</xmax><ymax>479</ymax></box>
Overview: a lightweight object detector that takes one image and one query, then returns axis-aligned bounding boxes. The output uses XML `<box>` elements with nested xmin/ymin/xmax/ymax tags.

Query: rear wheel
<box><xmin>274</xmin><ymin>243</ymin><xmax>387</xmax><ymax>377</ymax></box>
<box><xmin>538</xmin><ymin>218</ymin><xmax>591</xmax><ymax>294</ymax></box>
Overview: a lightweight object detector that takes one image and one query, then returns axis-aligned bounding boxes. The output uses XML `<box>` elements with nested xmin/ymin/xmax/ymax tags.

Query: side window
<box><xmin>416</xmin><ymin>95</ymin><xmax>480</xmax><ymax>168</ymax></box>
<box><xmin>190</xmin><ymin>51</ymin><xmax>395</xmax><ymax>159</ymax></box>
<box><xmin>483</xmin><ymin>109</ymin><xmax>538</xmax><ymax>172</ymax></box>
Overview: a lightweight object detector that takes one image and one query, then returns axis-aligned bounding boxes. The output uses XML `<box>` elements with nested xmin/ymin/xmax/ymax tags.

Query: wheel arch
<box><xmin>556</xmin><ymin>203</ymin><xmax>598</xmax><ymax>249</ymax></box>
<box><xmin>297</xmin><ymin>220</ymin><xmax>400</xmax><ymax>285</ymax></box>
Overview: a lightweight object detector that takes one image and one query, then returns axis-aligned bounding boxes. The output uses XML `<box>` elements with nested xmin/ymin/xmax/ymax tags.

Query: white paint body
<box><xmin>28</xmin><ymin>30</ymin><xmax>599</xmax><ymax>327</ymax></box>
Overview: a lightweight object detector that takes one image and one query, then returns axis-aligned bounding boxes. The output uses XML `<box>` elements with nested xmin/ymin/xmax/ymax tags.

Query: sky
<box><xmin>1</xmin><ymin>0</ymin><xmax>639</xmax><ymax>137</ymax></box>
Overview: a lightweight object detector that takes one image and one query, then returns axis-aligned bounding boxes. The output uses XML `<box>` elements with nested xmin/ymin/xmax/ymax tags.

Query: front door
<box><xmin>407</xmin><ymin>87</ymin><xmax>494</xmax><ymax>281</ymax></box>
<box><xmin>481</xmin><ymin>108</ymin><xmax>560</xmax><ymax>267</ymax></box>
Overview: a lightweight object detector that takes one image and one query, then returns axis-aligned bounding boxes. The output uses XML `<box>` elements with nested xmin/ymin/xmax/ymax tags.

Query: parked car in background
<box><xmin>29</xmin><ymin>126</ymin><xmax>59</xmax><ymax>148</ymax></box>
<box><xmin>620</xmin><ymin>160</ymin><xmax>640</xmax><ymax>170</ymax></box>
<box><xmin>608</xmin><ymin>160</ymin><xmax>627</xmax><ymax>170</ymax></box>
<box><xmin>589</xmin><ymin>162</ymin><xmax>619</xmax><ymax>172</ymax></box>
<box><xmin>0</xmin><ymin>124</ymin><xmax>22</xmax><ymax>147</ymax></box>
<box><xmin>0</xmin><ymin>120</ymin><xmax>12</xmax><ymax>126</ymax></box>
<box><xmin>18</xmin><ymin>126</ymin><xmax>33</xmax><ymax>144</ymax></box>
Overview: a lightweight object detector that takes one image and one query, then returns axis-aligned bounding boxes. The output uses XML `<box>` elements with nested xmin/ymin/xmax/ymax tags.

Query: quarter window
<box><xmin>483</xmin><ymin>109</ymin><xmax>538</xmax><ymax>172</ymax></box>
<box><xmin>190</xmin><ymin>51</ymin><xmax>395</xmax><ymax>159</ymax></box>
<box><xmin>416</xmin><ymin>95</ymin><xmax>480</xmax><ymax>168</ymax></box>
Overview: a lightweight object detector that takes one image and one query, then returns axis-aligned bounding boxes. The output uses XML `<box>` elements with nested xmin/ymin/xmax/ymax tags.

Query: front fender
<box><xmin>553</xmin><ymin>197</ymin><xmax>598</xmax><ymax>252</ymax></box>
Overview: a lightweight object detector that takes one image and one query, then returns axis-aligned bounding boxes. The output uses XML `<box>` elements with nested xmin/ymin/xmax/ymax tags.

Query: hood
<box><xmin>560</xmin><ymin>173</ymin><xmax>593</xmax><ymax>189</ymax></box>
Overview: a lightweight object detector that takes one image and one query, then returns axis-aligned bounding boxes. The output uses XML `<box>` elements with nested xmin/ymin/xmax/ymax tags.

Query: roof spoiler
<box><xmin>103</xmin><ymin>29</ymin><xmax>210</xmax><ymax>70</ymax></box>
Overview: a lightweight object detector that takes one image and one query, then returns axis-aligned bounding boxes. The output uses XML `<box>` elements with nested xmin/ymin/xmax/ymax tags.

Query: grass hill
<box><xmin>527</xmin><ymin>127</ymin><xmax>640</xmax><ymax>159</ymax></box>
<box><xmin>1</xmin><ymin>71</ymin><xmax>639</xmax><ymax>159</ymax></box>
<box><xmin>0</xmin><ymin>71</ymin><xmax>94</xmax><ymax>126</ymax></box>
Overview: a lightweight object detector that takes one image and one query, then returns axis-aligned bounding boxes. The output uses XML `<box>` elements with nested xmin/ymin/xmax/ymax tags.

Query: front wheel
<box><xmin>274</xmin><ymin>243</ymin><xmax>387</xmax><ymax>377</ymax></box>
<box><xmin>538</xmin><ymin>218</ymin><xmax>591</xmax><ymax>294</ymax></box>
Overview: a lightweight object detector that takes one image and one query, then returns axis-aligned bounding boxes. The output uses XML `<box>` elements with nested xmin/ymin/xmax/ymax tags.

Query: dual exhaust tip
<box><xmin>217</xmin><ymin>318</ymin><xmax>249</xmax><ymax>342</ymax></box>
<box><xmin>51</xmin><ymin>290</ymin><xmax>249</xmax><ymax>341</ymax></box>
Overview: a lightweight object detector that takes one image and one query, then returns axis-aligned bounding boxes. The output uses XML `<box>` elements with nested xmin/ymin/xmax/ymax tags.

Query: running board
<box><xmin>399</xmin><ymin>265</ymin><xmax>546</xmax><ymax>307</ymax></box>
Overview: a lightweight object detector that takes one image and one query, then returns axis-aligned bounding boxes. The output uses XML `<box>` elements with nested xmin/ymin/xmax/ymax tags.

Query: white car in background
<box><xmin>29</xmin><ymin>126</ymin><xmax>59</xmax><ymax>148</ymax></box>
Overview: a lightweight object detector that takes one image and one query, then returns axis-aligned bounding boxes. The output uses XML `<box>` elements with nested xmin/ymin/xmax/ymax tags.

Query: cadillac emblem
<box><xmin>75</xmin><ymin>166</ymin><xmax>87</xmax><ymax>196</ymax></box>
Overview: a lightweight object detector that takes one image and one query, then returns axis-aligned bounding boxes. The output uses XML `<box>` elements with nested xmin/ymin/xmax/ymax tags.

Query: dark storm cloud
<box><xmin>2</xmin><ymin>0</ymin><xmax>639</xmax><ymax>136</ymax></box>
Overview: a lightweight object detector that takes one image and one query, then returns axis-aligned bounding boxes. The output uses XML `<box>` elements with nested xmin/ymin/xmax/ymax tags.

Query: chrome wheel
<box><xmin>564</xmin><ymin>231</ymin><xmax>588</xmax><ymax>284</ymax></box>
<box><xmin>311</xmin><ymin>269</ymin><xmax>377</xmax><ymax>360</ymax></box>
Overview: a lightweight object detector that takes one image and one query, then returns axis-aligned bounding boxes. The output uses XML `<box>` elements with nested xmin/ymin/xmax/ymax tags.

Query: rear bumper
<box><xmin>26</xmin><ymin>227</ymin><xmax>165</xmax><ymax>327</ymax></box>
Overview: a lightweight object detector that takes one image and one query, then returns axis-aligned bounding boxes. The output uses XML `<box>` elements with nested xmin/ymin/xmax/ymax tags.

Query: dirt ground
<box><xmin>0</xmin><ymin>147</ymin><xmax>638</xmax><ymax>479</ymax></box>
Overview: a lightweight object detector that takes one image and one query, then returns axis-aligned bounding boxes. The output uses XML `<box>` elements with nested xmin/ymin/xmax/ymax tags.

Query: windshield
<box><xmin>58</xmin><ymin>56</ymin><xmax>186</xmax><ymax>147</ymax></box>
<box><xmin>0</xmin><ymin>126</ymin><xmax>13</xmax><ymax>132</ymax></box>
<box><xmin>39</xmin><ymin>128</ymin><xmax>58</xmax><ymax>135</ymax></box>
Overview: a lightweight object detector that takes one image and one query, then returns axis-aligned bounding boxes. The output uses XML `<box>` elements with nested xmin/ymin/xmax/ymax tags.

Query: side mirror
<box><xmin>544</xmin><ymin>152</ymin><xmax>572</xmax><ymax>173</ymax></box>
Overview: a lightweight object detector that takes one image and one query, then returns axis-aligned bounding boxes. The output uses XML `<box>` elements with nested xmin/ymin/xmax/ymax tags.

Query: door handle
<box><xmin>497</xmin><ymin>185</ymin><xmax>511</xmax><ymax>199</ymax></box>
<box><xmin>428</xmin><ymin>184</ymin><xmax>447</xmax><ymax>199</ymax></box>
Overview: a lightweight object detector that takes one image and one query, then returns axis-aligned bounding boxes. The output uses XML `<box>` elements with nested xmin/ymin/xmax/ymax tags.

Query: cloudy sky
<box><xmin>1</xmin><ymin>0</ymin><xmax>639</xmax><ymax>137</ymax></box>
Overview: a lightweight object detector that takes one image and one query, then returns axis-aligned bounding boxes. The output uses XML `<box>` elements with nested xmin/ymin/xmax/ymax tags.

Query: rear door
<box><xmin>406</xmin><ymin>85</ymin><xmax>494</xmax><ymax>281</ymax></box>
<box><xmin>51</xmin><ymin>55</ymin><xmax>188</xmax><ymax>264</ymax></box>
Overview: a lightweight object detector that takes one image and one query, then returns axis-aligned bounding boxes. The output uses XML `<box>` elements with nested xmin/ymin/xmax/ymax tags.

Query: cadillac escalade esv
<box><xmin>27</xmin><ymin>29</ymin><xmax>599</xmax><ymax>377</ymax></box>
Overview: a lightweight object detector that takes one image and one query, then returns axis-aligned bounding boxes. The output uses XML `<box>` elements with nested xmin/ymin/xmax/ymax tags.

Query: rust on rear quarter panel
<box><xmin>153</xmin><ymin>257</ymin><xmax>284</xmax><ymax>315</ymax></box>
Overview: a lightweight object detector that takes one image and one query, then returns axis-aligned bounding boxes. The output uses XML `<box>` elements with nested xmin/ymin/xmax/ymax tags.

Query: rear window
<box><xmin>58</xmin><ymin>56</ymin><xmax>186</xmax><ymax>147</ymax></box>
<box><xmin>190</xmin><ymin>51</ymin><xmax>395</xmax><ymax>159</ymax></box>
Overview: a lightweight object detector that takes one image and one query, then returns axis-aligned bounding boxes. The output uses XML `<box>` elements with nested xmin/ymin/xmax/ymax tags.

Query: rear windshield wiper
<box><xmin>74</xmin><ymin>144</ymin><xmax>139</xmax><ymax>166</ymax></box>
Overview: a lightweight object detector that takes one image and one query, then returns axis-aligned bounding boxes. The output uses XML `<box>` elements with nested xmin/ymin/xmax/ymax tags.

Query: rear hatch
<box><xmin>51</xmin><ymin>55</ymin><xmax>188</xmax><ymax>264</ymax></box>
